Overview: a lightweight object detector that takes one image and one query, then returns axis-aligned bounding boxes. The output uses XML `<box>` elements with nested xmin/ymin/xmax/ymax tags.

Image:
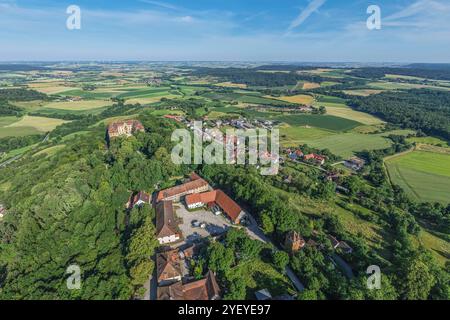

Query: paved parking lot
<box><xmin>174</xmin><ymin>203</ymin><xmax>233</xmax><ymax>244</ymax></box>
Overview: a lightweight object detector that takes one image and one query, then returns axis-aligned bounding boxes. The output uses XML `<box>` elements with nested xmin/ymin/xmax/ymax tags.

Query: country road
<box><xmin>245</xmin><ymin>212</ymin><xmax>305</xmax><ymax>292</ymax></box>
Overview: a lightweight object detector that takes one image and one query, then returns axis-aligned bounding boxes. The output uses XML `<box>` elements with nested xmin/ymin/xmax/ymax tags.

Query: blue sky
<box><xmin>0</xmin><ymin>0</ymin><xmax>449</xmax><ymax>62</ymax></box>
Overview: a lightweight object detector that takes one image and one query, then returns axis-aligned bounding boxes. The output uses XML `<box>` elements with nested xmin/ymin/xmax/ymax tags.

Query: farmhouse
<box><xmin>126</xmin><ymin>191</ymin><xmax>151</xmax><ymax>209</ymax></box>
<box><xmin>156</xmin><ymin>201</ymin><xmax>181</xmax><ymax>244</ymax></box>
<box><xmin>287</xmin><ymin>149</ymin><xmax>304</xmax><ymax>160</ymax></box>
<box><xmin>328</xmin><ymin>235</ymin><xmax>353</xmax><ymax>254</ymax></box>
<box><xmin>107</xmin><ymin>120</ymin><xmax>145</xmax><ymax>139</ymax></box>
<box><xmin>156</xmin><ymin>175</ymin><xmax>209</xmax><ymax>203</ymax></box>
<box><xmin>344</xmin><ymin>156</ymin><xmax>365</xmax><ymax>171</ymax></box>
<box><xmin>304</xmin><ymin>153</ymin><xmax>325</xmax><ymax>165</ymax></box>
<box><xmin>185</xmin><ymin>190</ymin><xmax>245</xmax><ymax>224</ymax></box>
<box><xmin>157</xmin><ymin>270</ymin><xmax>221</xmax><ymax>300</ymax></box>
<box><xmin>157</xmin><ymin>250</ymin><xmax>183</xmax><ymax>285</ymax></box>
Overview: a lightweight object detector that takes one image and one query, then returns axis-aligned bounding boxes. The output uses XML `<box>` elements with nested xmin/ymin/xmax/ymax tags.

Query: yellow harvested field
<box><xmin>302</xmin><ymin>82</ymin><xmax>321</xmax><ymax>90</ymax></box>
<box><xmin>343</xmin><ymin>89</ymin><xmax>384</xmax><ymax>96</ymax></box>
<box><xmin>270</xmin><ymin>94</ymin><xmax>315</xmax><ymax>105</ymax></box>
<box><xmin>127</xmin><ymin>94</ymin><xmax>179</xmax><ymax>105</ymax></box>
<box><xmin>44</xmin><ymin>100</ymin><xmax>111</xmax><ymax>111</ymax></box>
<box><xmin>325</xmin><ymin>106</ymin><xmax>384</xmax><ymax>125</ymax></box>
<box><xmin>28</xmin><ymin>82</ymin><xmax>79</xmax><ymax>94</ymax></box>
<box><xmin>214</xmin><ymin>82</ymin><xmax>247</xmax><ymax>88</ymax></box>
<box><xmin>6</xmin><ymin>116</ymin><xmax>69</xmax><ymax>132</ymax></box>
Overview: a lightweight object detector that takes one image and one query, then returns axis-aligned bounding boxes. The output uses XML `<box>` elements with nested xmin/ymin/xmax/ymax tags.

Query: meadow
<box><xmin>276</xmin><ymin>114</ymin><xmax>361</xmax><ymax>132</ymax></box>
<box><xmin>43</xmin><ymin>100</ymin><xmax>112</xmax><ymax>111</ymax></box>
<box><xmin>5</xmin><ymin>115</ymin><xmax>69</xmax><ymax>133</ymax></box>
<box><xmin>385</xmin><ymin>150</ymin><xmax>450</xmax><ymax>204</ymax></box>
<box><xmin>323</xmin><ymin>106</ymin><xmax>384</xmax><ymax>125</ymax></box>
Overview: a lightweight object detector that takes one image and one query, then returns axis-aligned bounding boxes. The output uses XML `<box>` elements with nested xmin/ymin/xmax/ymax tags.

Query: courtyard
<box><xmin>174</xmin><ymin>203</ymin><xmax>233</xmax><ymax>245</ymax></box>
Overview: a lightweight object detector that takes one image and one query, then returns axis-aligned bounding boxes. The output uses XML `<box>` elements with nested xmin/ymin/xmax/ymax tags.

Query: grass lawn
<box><xmin>308</xmin><ymin>132</ymin><xmax>392</xmax><ymax>158</ymax></box>
<box><xmin>5</xmin><ymin>115</ymin><xmax>69</xmax><ymax>132</ymax></box>
<box><xmin>43</xmin><ymin>100</ymin><xmax>112</xmax><ymax>111</ymax></box>
<box><xmin>280</xmin><ymin>124</ymin><xmax>334</xmax><ymax>146</ymax></box>
<box><xmin>385</xmin><ymin>150</ymin><xmax>450</xmax><ymax>204</ymax></box>
<box><xmin>415</xmin><ymin>229</ymin><xmax>450</xmax><ymax>266</ymax></box>
<box><xmin>407</xmin><ymin>136</ymin><xmax>449</xmax><ymax>147</ymax></box>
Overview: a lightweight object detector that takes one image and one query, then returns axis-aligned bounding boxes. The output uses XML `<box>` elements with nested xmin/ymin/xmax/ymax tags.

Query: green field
<box><xmin>0</xmin><ymin>116</ymin><xmax>42</xmax><ymax>138</ymax></box>
<box><xmin>368</xmin><ymin>81</ymin><xmax>450</xmax><ymax>91</ymax></box>
<box><xmin>43</xmin><ymin>100</ymin><xmax>112</xmax><ymax>111</ymax></box>
<box><xmin>407</xmin><ymin>136</ymin><xmax>449</xmax><ymax>147</ymax></box>
<box><xmin>308</xmin><ymin>132</ymin><xmax>392</xmax><ymax>158</ymax></box>
<box><xmin>280</xmin><ymin>124</ymin><xmax>334</xmax><ymax>145</ymax></box>
<box><xmin>116</xmin><ymin>87</ymin><xmax>172</xmax><ymax>99</ymax></box>
<box><xmin>202</xmin><ymin>92</ymin><xmax>288</xmax><ymax>105</ymax></box>
<box><xmin>276</xmin><ymin>114</ymin><xmax>361</xmax><ymax>132</ymax></box>
<box><xmin>385</xmin><ymin>151</ymin><xmax>450</xmax><ymax>204</ymax></box>
<box><xmin>5</xmin><ymin>115</ymin><xmax>69</xmax><ymax>133</ymax></box>
<box><xmin>280</xmin><ymin>124</ymin><xmax>404</xmax><ymax>157</ymax></box>
<box><xmin>324</xmin><ymin>106</ymin><xmax>384</xmax><ymax>125</ymax></box>
<box><xmin>61</xmin><ymin>89</ymin><xmax>118</xmax><ymax>99</ymax></box>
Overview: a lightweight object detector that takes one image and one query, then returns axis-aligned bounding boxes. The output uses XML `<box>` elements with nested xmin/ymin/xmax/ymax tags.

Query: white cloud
<box><xmin>385</xmin><ymin>0</ymin><xmax>450</xmax><ymax>21</ymax></box>
<box><xmin>287</xmin><ymin>0</ymin><xmax>327</xmax><ymax>32</ymax></box>
<box><xmin>138</xmin><ymin>0</ymin><xmax>185</xmax><ymax>12</ymax></box>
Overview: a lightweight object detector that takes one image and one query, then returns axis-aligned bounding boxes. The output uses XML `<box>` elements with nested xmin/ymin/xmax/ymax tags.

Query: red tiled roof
<box><xmin>107</xmin><ymin>120</ymin><xmax>144</xmax><ymax>136</ymax></box>
<box><xmin>157</xmin><ymin>178</ymin><xmax>209</xmax><ymax>202</ymax></box>
<box><xmin>186</xmin><ymin>190</ymin><xmax>243</xmax><ymax>223</ymax></box>
<box><xmin>157</xmin><ymin>250</ymin><xmax>182</xmax><ymax>283</ymax></box>
<box><xmin>304</xmin><ymin>153</ymin><xmax>325</xmax><ymax>161</ymax></box>
<box><xmin>185</xmin><ymin>190</ymin><xmax>217</xmax><ymax>206</ymax></box>
<box><xmin>215</xmin><ymin>190</ymin><xmax>242</xmax><ymax>223</ymax></box>
<box><xmin>158</xmin><ymin>270</ymin><xmax>221</xmax><ymax>300</ymax></box>
<box><xmin>155</xmin><ymin>201</ymin><xmax>179</xmax><ymax>239</ymax></box>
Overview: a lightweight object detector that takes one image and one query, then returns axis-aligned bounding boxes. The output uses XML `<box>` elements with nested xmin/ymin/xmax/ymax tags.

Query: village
<box><xmin>105</xmin><ymin>118</ymin><xmax>360</xmax><ymax>301</ymax></box>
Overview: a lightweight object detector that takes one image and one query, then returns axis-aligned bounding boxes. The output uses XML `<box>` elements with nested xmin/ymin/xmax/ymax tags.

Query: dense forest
<box><xmin>0</xmin><ymin>113</ymin><xmax>192</xmax><ymax>299</ymax></box>
<box><xmin>349</xmin><ymin>67</ymin><xmax>450</xmax><ymax>81</ymax></box>
<box><xmin>0</xmin><ymin>134</ymin><xmax>44</xmax><ymax>153</ymax></box>
<box><xmin>348</xmin><ymin>89</ymin><xmax>450</xmax><ymax>140</ymax></box>
<box><xmin>0</xmin><ymin>88</ymin><xmax>48</xmax><ymax>101</ymax></box>
<box><xmin>191</xmin><ymin>67</ymin><xmax>332</xmax><ymax>87</ymax></box>
<box><xmin>0</xmin><ymin>100</ymin><xmax>24</xmax><ymax>116</ymax></box>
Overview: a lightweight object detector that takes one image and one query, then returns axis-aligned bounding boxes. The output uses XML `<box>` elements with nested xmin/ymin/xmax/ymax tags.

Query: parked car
<box><xmin>191</xmin><ymin>220</ymin><xmax>200</xmax><ymax>228</ymax></box>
